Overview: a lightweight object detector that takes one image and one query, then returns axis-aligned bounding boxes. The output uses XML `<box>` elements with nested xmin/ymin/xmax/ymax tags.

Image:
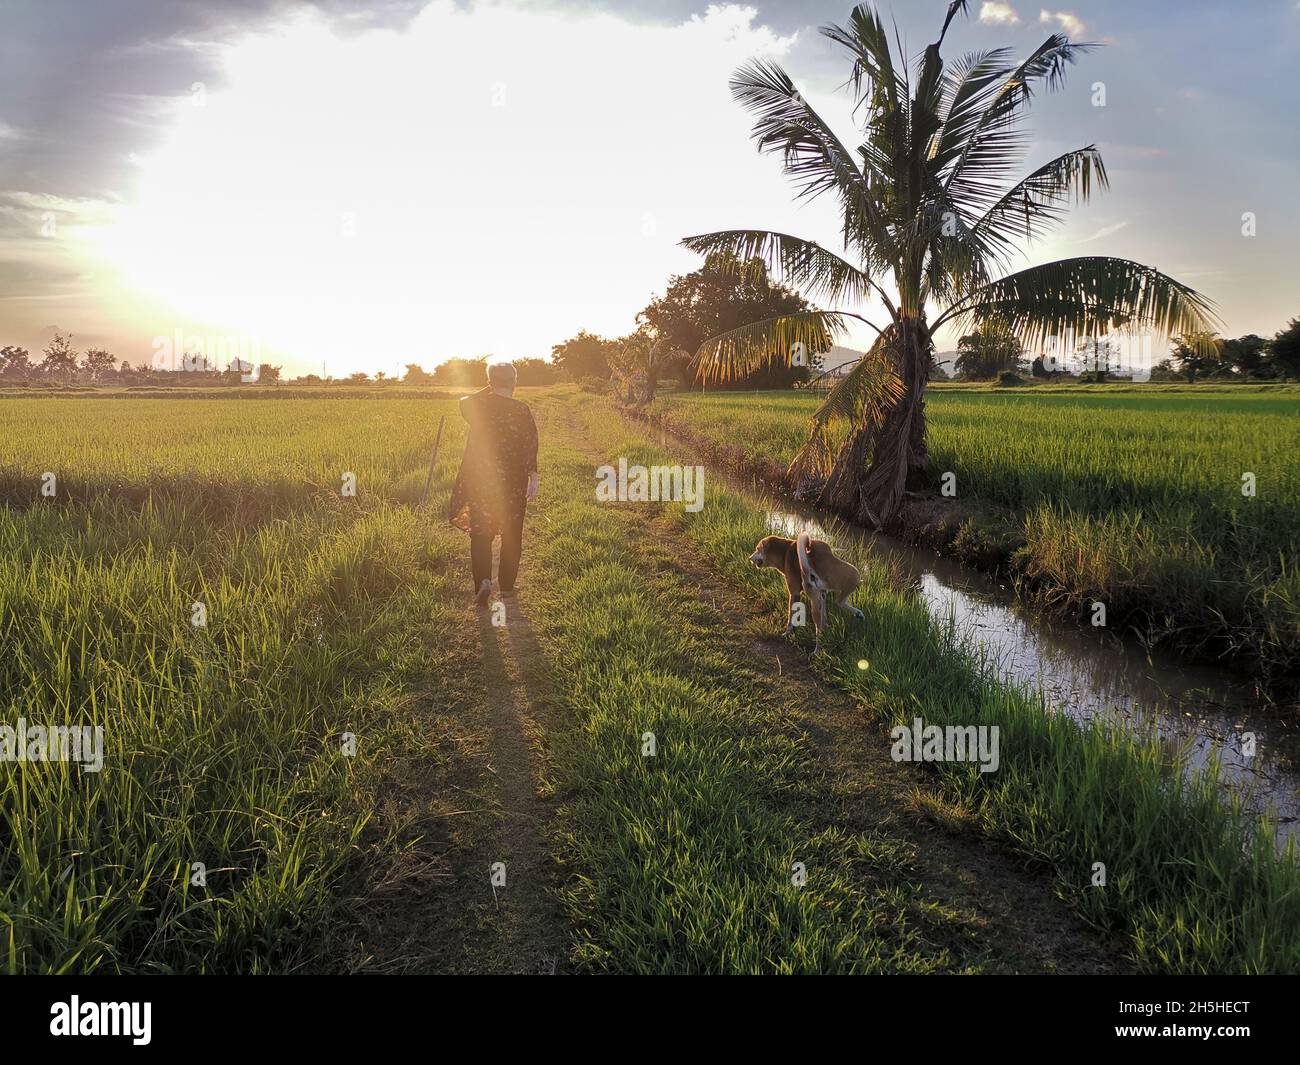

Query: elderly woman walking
<box><xmin>448</xmin><ymin>361</ymin><xmax>539</xmax><ymax>604</ymax></box>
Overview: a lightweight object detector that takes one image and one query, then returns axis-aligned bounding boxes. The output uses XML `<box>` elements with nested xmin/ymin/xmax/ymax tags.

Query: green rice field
<box><xmin>1</xmin><ymin>388</ymin><xmax>1297</xmax><ymax>974</ymax></box>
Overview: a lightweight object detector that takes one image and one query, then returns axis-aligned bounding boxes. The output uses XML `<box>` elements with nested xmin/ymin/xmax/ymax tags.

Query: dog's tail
<box><xmin>796</xmin><ymin>532</ymin><xmax>829</xmax><ymax>592</ymax></box>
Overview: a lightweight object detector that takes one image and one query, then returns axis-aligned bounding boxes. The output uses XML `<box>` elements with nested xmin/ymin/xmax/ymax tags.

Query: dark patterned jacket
<box><xmin>448</xmin><ymin>387</ymin><xmax>538</xmax><ymax>536</ymax></box>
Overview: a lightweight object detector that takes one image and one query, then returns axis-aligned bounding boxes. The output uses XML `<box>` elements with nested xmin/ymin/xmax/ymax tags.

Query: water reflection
<box><xmin>760</xmin><ymin>503</ymin><xmax>1298</xmax><ymax>844</ymax></box>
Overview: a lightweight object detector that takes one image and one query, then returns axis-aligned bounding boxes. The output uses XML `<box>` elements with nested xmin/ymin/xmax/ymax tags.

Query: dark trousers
<box><xmin>470</xmin><ymin>508</ymin><xmax>525</xmax><ymax>593</ymax></box>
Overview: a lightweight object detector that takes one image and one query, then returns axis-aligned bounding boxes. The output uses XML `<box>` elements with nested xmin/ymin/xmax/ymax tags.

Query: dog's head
<box><xmin>748</xmin><ymin>535</ymin><xmax>790</xmax><ymax>569</ymax></box>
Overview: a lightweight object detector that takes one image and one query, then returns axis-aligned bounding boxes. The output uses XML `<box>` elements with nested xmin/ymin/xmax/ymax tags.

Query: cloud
<box><xmin>979</xmin><ymin>3</ymin><xmax>1021</xmax><ymax>25</ymax></box>
<box><xmin>0</xmin><ymin>0</ymin><xmax>423</xmax><ymax>203</ymax></box>
<box><xmin>11</xmin><ymin>1</ymin><xmax>925</xmax><ymax>370</ymax></box>
<box><xmin>1080</xmin><ymin>221</ymin><xmax>1129</xmax><ymax>244</ymax></box>
<box><xmin>72</xmin><ymin>2</ymin><xmax>808</xmax><ymax>371</ymax></box>
<box><xmin>1039</xmin><ymin>9</ymin><xmax>1086</xmax><ymax>37</ymax></box>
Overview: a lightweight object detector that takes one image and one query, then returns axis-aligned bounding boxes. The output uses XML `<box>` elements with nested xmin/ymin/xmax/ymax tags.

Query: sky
<box><xmin>1</xmin><ymin>0</ymin><xmax>1297</xmax><ymax>376</ymax></box>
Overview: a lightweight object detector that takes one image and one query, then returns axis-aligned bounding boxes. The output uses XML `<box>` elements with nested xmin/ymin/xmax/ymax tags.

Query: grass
<box><xmin>575</xmin><ymin>391</ymin><xmax>1300</xmax><ymax>973</ymax></box>
<box><xmin>646</xmin><ymin>385</ymin><xmax>1300</xmax><ymax>675</ymax></box>
<box><xmin>522</xmin><ymin>402</ymin><xmax>1002</xmax><ymax>972</ymax></box>
<box><xmin>0</xmin><ymin>397</ymin><xmax>476</xmax><ymax>972</ymax></box>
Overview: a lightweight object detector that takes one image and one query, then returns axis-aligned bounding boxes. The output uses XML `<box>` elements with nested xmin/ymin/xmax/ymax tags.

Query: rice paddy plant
<box><xmin>0</xmin><ymin>397</ymin><xmax>470</xmax><ymax>972</ymax></box>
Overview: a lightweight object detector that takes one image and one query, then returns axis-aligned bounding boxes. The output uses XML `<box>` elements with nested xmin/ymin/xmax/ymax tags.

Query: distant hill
<box><xmin>818</xmin><ymin>345</ymin><xmax>863</xmax><ymax>372</ymax></box>
<box><xmin>816</xmin><ymin>346</ymin><xmax>961</xmax><ymax>377</ymax></box>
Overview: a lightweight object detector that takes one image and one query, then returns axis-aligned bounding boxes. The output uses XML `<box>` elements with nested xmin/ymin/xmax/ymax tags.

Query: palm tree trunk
<box><xmin>812</xmin><ymin>318</ymin><xmax>931</xmax><ymax>528</ymax></box>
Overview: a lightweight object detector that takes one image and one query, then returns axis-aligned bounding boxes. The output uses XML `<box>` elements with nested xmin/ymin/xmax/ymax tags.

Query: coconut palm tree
<box><xmin>682</xmin><ymin>0</ymin><xmax>1218</xmax><ymax>527</ymax></box>
<box><xmin>610</xmin><ymin>328</ymin><xmax>685</xmax><ymax>405</ymax></box>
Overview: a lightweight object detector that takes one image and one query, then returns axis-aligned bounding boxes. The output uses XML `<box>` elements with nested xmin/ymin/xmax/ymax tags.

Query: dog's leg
<box><xmin>838</xmin><ymin>596</ymin><xmax>865</xmax><ymax>622</ymax></box>
<box><xmin>782</xmin><ymin>572</ymin><xmax>803</xmax><ymax>637</ymax></box>
<box><xmin>810</xmin><ymin>590</ymin><xmax>826</xmax><ymax>653</ymax></box>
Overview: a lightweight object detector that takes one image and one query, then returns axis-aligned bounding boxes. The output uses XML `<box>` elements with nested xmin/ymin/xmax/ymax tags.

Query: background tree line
<box><xmin>547</xmin><ymin>254</ymin><xmax>824</xmax><ymax>396</ymax></box>
<box><xmin>0</xmin><ymin>332</ymin><xmax>283</xmax><ymax>386</ymax></box>
<box><xmin>9</xmin><ymin>296</ymin><xmax>1295</xmax><ymax>393</ymax></box>
<box><xmin>948</xmin><ymin>317</ymin><xmax>1300</xmax><ymax>383</ymax></box>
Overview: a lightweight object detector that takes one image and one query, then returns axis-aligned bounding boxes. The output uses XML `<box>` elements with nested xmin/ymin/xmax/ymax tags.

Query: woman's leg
<box><xmin>497</xmin><ymin>507</ymin><xmax>526</xmax><ymax>593</ymax></box>
<box><xmin>470</xmin><ymin>532</ymin><xmax>493</xmax><ymax>595</ymax></box>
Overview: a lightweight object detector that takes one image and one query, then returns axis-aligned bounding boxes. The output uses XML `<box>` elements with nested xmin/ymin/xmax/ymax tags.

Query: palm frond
<box><xmin>680</xmin><ymin>230</ymin><xmax>872</xmax><ymax>307</ymax></box>
<box><xmin>938</xmin><ymin>35</ymin><xmax>1097</xmax><ymax>210</ymax></box>
<box><xmin>922</xmin><ymin>135</ymin><xmax>1108</xmax><ymax>308</ymax></box>
<box><xmin>936</xmin><ymin>0</ymin><xmax>970</xmax><ymax>44</ymax></box>
<box><xmin>922</xmin><ymin>197</ymin><xmax>996</xmax><ymax>307</ymax></box>
<box><xmin>913</xmin><ymin>2</ymin><xmax>972</xmax><ymax>161</ymax></box>
<box><xmin>728</xmin><ymin>59</ymin><xmax>890</xmax><ymax>266</ymax></box>
<box><xmin>938</xmin><ymin>256</ymin><xmax>1221</xmax><ymax>352</ymax></box>
<box><xmin>692</xmin><ymin>311</ymin><xmax>849</xmax><ymax>384</ymax></box>
<box><xmin>808</xmin><ymin>334</ymin><xmax>904</xmax><ymax>430</ymax></box>
<box><xmin>821</xmin><ymin>4</ymin><xmax>907</xmax><ymax>121</ymax></box>
<box><xmin>820</xmin><ymin>6</ymin><xmax>912</xmax><ymax>234</ymax></box>
<box><xmin>789</xmin><ymin>328</ymin><xmax>904</xmax><ymax>482</ymax></box>
<box><xmin>937</xmin><ymin>47</ymin><xmax>1013</xmax><ymax>125</ymax></box>
<box><xmin>924</xmin><ymin>147</ymin><xmax>1108</xmax><ymax>303</ymax></box>
<box><xmin>970</xmin><ymin>146</ymin><xmax>1108</xmax><ymax>253</ymax></box>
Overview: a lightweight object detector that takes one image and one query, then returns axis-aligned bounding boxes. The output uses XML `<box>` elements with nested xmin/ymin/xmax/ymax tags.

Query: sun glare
<box><xmin>98</xmin><ymin>1</ymin><xmax>805</xmax><ymax>375</ymax></box>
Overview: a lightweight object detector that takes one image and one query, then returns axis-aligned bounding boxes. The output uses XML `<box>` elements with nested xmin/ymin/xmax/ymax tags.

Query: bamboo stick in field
<box><xmin>419</xmin><ymin>415</ymin><xmax>447</xmax><ymax>507</ymax></box>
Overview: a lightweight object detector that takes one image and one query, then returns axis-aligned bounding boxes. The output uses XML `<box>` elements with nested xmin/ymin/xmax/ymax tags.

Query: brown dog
<box><xmin>748</xmin><ymin>532</ymin><xmax>863</xmax><ymax>652</ymax></box>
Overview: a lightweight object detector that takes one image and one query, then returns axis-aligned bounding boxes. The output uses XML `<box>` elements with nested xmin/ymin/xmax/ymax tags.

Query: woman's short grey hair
<box><xmin>487</xmin><ymin>361</ymin><xmax>517</xmax><ymax>387</ymax></box>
